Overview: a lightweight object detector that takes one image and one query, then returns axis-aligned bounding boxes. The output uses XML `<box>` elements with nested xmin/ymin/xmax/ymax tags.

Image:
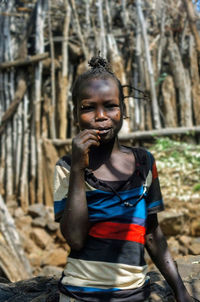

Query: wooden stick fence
<box><xmin>0</xmin><ymin>0</ymin><xmax>200</xmax><ymax>208</ymax></box>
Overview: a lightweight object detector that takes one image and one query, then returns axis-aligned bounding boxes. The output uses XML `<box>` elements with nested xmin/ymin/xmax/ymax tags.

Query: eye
<box><xmin>105</xmin><ymin>103</ymin><xmax>119</xmax><ymax>109</ymax></box>
<box><xmin>80</xmin><ymin>105</ymin><xmax>94</xmax><ymax>111</ymax></box>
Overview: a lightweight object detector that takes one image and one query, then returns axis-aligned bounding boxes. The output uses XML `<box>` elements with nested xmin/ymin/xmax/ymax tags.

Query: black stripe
<box><xmin>146</xmin><ymin>178</ymin><xmax>162</xmax><ymax>205</ymax></box>
<box><xmin>70</xmin><ymin>236</ymin><xmax>146</xmax><ymax>266</ymax></box>
<box><xmin>59</xmin><ymin>280</ymin><xmax>150</xmax><ymax>302</ymax></box>
<box><xmin>56</xmin><ymin>156</ymin><xmax>71</xmax><ymax>170</ymax></box>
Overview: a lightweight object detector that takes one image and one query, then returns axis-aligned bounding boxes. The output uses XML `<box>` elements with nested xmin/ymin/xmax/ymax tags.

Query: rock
<box><xmin>32</xmin><ymin>217</ymin><xmax>47</xmax><ymax>228</ymax></box>
<box><xmin>191</xmin><ymin>219</ymin><xmax>200</xmax><ymax>236</ymax></box>
<box><xmin>14</xmin><ymin>207</ymin><xmax>25</xmax><ymax>218</ymax></box>
<box><xmin>56</xmin><ymin>228</ymin><xmax>66</xmax><ymax>243</ymax></box>
<box><xmin>158</xmin><ymin>210</ymin><xmax>188</xmax><ymax>236</ymax></box>
<box><xmin>188</xmin><ymin>238</ymin><xmax>200</xmax><ymax>255</ymax></box>
<box><xmin>20</xmin><ymin>232</ymin><xmax>40</xmax><ymax>254</ymax></box>
<box><xmin>28</xmin><ymin>204</ymin><xmax>47</xmax><ymax>218</ymax></box>
<box><xmin>0</xmin><ymin>276</ymin><xmax>59</xmax><ymax>302</ymax></box>
<box><xmin>30</xmin><ymin>228</ymin><xmax>52</xmax><ymax>249</ymax></box>
<box><xmin>41</xmin><ymin>248</ymin><xmax>67</xmax><ymax>267</ymax></box>
<box><xmin>29</xmin><ymin>253</ymin><xmax>42</xmax><ymax>268</ymax></box>
<box><xmin>15</xmin><ymin>215</ymin><xmax>33</xmax><ymax>232</ymax></box>
<box><xmin>46</xmin><ymin>221</ymin><xmax>59</xmax><ymax>232</ymax></box>
<box><xmin>178</xmin><ymin>235</ymin><xmax>192</xmax><ymax>248</ymax></box>
<box><xmin>167</xmin><ymin>237</ymin><xmax>180</xmax><ymax>257</ymax></box>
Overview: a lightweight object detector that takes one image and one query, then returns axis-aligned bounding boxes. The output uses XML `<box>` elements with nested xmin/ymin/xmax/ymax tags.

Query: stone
<box><xmin>188</xmin><ymin>238</ymin><xmax>200</xmax><ymax>255</ymax></box>
<box><xmin>191</xmin><ymin>219</ymin><xmax>200</xmax><ymax>236</ymax></box>
<box><xmin>28</xmin><ymin>204</ymin><xmax>47</xmax><ymax>218</ymax></box>
<box><xmin>14</xmin><ymin>207</ymin><xmax>25</xmax><ymax>218</ymax></box>
<box><xmin>15</xmin><ymin>215</ymin><xmax>33</xmax><ymax>230</ymax></box>
<box><xmin>167</xmin><ymin>237</ymin><xmax>180</xmax><ymax>257</ymax></box>
<box><xmin>178</xmin><ymin>235</ymin><xmax>192</xmax><ymax>248</ymax></box>
<box><xmin>56</xmin><ymin>228</ymin><xmax>66</xmax><ymax>243</ymax></box>
<box><xmin>0</xmin><ymin>276</ymin><xmax>59</xmax><ymax>302</ymax></box>
<box><xmin>30</xmin><ymin>228</ymin><xmax>52</xmax><ymax>249</ymax></box>
<box><xmin>32</xmin><ymin>217</ymin><xmax>47</xmax><ymax>228</ymax></box>
<box><xmin>41</xmin><ymin>248</ymin><xmax>67</xmax><ymax>267</ymax></box>
<box><xmin>19</xmin><ymin>232</ymin><xmax>40</xmax><ymax>254</ymax></box>
<box><xmin>158</xmin><ymin>210</ymin><xmax>188</xmax><ymax>236</ymax></box>
<box><xmin>46</xmin><ymin>221</ymin><xmax>59</xmax><ymax>232</ymax></box>
<box><xmin>29</xmin><ymin>253</ymin><xmax>42</xmax><ymax>267</ymax></box>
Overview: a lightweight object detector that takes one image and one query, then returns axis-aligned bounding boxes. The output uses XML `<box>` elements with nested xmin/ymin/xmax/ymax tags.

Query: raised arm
<box><xmin>145</xmin><ymin>214</ymin><xmax>193</xmax><ymax>302</ymax></box>
<box><xmin>60</xmin><ymin>129</ymin><xmax>100</xmax><ymax>250</ymax></box>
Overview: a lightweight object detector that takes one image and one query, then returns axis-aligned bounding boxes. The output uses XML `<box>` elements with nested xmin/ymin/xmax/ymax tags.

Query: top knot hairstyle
<box><xmin>72</xmin><ymin>55</ymin><xmax>125</xmax><ymax>113</ymax></box>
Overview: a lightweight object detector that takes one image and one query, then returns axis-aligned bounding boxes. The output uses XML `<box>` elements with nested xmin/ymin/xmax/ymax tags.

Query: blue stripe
<box><xmin>147</xmin><ymin>199</ymin><xmax>163</xmax><ymax>209</ymax></box>
<box><xmin>54</xmin><ymin>198</ymin><xmax>67</xmax><ymax>214</ymax></box>
<box><xmin>64</xmin><ymin>285</ymin><xmax>120</xmax><ymax>293</ymax></box>
<box><xmin>86</xmin><ymin>187</ymin><xmax>147</xmax><ymax>222</ymax></box>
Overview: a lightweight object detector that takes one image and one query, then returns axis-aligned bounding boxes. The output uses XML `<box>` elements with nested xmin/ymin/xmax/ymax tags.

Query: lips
<box><xmin>98</xmin><ymin>129</ymin><xmax>110</xmax><ymax>134</ymax></box>
<box><xmin>98</xmin><ymin>128</ymin><xmax>111</xmax><ymax>135</ymax></box>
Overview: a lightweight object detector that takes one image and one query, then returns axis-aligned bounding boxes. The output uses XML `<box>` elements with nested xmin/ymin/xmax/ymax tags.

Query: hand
<box><xmin>71</xmin><ymin>129</ymin><xmax>100</xmax><ymax>170</ymax></box>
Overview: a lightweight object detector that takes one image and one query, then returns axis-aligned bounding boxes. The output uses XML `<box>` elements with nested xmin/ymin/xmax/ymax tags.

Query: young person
<box><xmin>54</xmin><ymin>56</ymin><xmax>193</xmax><ymax>302</ymax></box>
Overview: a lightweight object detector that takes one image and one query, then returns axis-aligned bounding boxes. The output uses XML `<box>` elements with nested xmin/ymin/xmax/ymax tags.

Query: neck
<box><xmin>89</xmin><ymin>137</ymin><xmax>120</xmax><ymax>170</ymax></box>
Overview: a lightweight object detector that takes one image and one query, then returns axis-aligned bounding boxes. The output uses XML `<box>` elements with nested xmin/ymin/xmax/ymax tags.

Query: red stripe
<box><xmin>89</xmin><ymin>222</ymin><xmax>146</xmax><ymax>244</ymax></box>
<box><xmin>152</xmin><ymin>162</ymin><xmax>158</xmax><ymax>179</ymax></box>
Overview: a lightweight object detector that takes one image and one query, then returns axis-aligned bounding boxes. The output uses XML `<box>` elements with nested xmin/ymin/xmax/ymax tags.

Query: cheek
<box><xmin>78</xmin><ymin>113</ymin><xmax>94</xmax><ymax>128</ymax></box>
<box><xmin>113</xmin><ymin>110</ymin><xmax>122</xmax><ymax>121</ymax></box>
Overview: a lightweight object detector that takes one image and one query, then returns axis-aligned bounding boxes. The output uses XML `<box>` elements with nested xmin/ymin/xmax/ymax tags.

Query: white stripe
<box><xmin>54</xmin><ymin>165</ymin><xmax>96</xmax><ymax>202</ymax></box>
<box><xmin>62</xmin><ymin>257</ymin><xmax>149</xmax><ymax>290</ymax></box>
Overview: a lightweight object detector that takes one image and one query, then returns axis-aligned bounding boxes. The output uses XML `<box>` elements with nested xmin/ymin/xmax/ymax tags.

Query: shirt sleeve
<box><xmin>53</xmin><ymin>157</ymin><xmax>70</xmax><ymax>222</ymax></box>
<box><xmin>146</xmin><ymin>151</ymin><xmax>164</xmax><ymax>215</ymax></box>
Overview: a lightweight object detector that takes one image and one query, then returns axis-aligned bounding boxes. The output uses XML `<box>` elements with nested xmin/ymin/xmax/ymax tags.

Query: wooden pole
<box><xmin>182</xmin><ymin>0</ymin><xmax>200</xmax><ymax>53</ymax></box>
<box><xmin>48</xmin><ymin>125</ymin><xmax>200</xmax><ymax>146</ymax></box>
<box><xmin>136</xmin><ymin>0</ymin><xmax>161</xmax><ymax>129</ymax></box>
<box><xmin>47</xmin><ymin>0</ymin><xmax>56</xmax><ymax>139</ymax></box>
<box><xmin>0</xmin><ymin>53</ymin><xmax>49</xmax><ymax>70</ymax></box>
<box><xmin>57</xmin><ymin>0</ymin><xmax>71</xmax><ymax>139</ymax></box>
<box><xmin>0</xmin><ymin>73</ymin><xmax>26</xmax><ymax>135</ymax></box>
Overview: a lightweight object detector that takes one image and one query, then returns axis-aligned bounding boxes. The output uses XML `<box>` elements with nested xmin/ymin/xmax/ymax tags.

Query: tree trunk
<box><xmin>137</xmin><ymin>0</ymin><xmax>161</xmax><ymax>129</ymax></box>
<box><xmin>189</xmin><ymin>35</ymin><xmax>200</xmax><ymax>125</ymax></box>
<box><xmin>168</xmin><ymin>36</ymin><xmax>193</xmax><ymax>127</ymax></box>
<box><xmin>57</xmin><ymin>0</ymin><xmax>71</xmax><ymax>139</ymax></box>
<box><xmin>162</xmin><ymin>75</ymin><xmax>177</xmax><ymax>127</ymax></box>
<box><xmin>182</xmin><ymin>0</ymin><xmax>200</xmax><ymax>53</ymax></box>
<box><xmin>0</xmin><ymin>194</ymin><xmax>32</xmax><ymax>281</ymax></box>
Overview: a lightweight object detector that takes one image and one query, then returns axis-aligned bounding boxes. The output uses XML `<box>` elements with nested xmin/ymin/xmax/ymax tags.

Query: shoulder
<box><xmin>130</xmin><ymin>147</ymin><xmax>155</xmax><ymax>166</ymax></box>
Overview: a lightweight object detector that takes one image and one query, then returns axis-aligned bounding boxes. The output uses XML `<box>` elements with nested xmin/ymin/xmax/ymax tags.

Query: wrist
<box><xmin>70</xmin><ymin>162</ymin><xmax>86</xmax><ymax>173</ymax></box>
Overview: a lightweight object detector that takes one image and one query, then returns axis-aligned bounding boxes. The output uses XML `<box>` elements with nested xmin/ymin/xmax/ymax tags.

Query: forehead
<box><xmin>78</xmin><ymin>77</ymin><xmax>119</xmax><ymax>101</ymax></box>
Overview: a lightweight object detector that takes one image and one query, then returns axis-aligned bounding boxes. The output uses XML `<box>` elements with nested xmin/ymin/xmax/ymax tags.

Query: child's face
<box><xmin>76</xmin><ymin>78</ymin><xmax>123</xmax><ymax>143</ymax></box>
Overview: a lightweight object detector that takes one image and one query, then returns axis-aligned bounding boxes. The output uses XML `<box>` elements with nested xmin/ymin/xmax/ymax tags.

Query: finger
<box><xmin>83</xmin><ymin>139</ymin><xmax>100</xmax><ymax>150</ymax></box>
<box><xmin>78</xmin><ymin>129</ymin><xmax>100</xmax><ymax>139</ymax></box>
<box><xmin>75</xmin><ymin>132</ymin><xmax>100</xmax><ymax>145</ymax></box>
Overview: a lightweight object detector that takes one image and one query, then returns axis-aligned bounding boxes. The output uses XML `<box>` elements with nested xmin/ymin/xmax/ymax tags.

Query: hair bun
<box><xmin>88</xmin><ymin>56</ymin><xmax>112</xmax><ymax>72</ymax></box>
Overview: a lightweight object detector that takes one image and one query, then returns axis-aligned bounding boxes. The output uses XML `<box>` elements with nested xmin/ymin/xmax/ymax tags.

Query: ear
<box><xmin>73</xmin><ymin>107</ymin><xmax>79</xmax><ymax>127</ymax></box>
<box><xmin>122</xmin><ymin>102</ymin><xmax>127</xmax><ymax>119</ymax></box>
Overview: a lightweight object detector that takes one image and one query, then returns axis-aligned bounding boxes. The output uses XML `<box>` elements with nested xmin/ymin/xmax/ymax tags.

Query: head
<box><xmin>72</xmin><ymin>56</ymin><xmax>125</xmax><ymax>143</ymax></box>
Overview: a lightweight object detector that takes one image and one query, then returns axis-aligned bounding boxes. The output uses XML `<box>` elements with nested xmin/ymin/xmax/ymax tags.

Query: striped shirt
<box><xmin>54</xmin><ymin>147</ymin><xmax>164</xmax><ymax>302</ymax></box>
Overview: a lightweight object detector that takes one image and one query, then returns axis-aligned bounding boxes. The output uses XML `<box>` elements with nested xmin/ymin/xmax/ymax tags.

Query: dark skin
<box><xmin>60</xmin><ymin>77</ymin><xmax>193</xmax><ymax>302</ymax></box>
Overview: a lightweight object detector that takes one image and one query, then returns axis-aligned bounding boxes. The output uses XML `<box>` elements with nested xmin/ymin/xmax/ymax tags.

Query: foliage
<box><xmin>149</xmin><ymin>138</ymin><xmax>200</xmax><ymax>203</ymax></box>
<box><xmin>150</xmin><ymin>138</ymin><xmax>200</xmax><ymax>167</ymax></box>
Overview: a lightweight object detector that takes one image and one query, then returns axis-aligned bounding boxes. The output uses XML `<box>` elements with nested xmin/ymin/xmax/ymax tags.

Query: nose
<box><xmin>95</xmin><ymin>107</ymin><xmax>107</xmax><ymax>121</ymax></box>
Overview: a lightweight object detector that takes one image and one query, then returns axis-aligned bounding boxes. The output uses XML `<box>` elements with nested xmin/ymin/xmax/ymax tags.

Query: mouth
<box><xmin>98</xmin><ymin>128</ymin><xmax>111</xmax><ymax>135</ymax></box>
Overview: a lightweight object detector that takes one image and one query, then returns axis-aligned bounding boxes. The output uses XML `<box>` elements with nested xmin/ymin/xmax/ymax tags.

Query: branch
<box><xmin>0</xmin><ymin>74</ymin><xmax>27</xmax><ymax>134</ymax></box>
<box><xmin>0</xmin><ymin>52</ymin><xmax>49</xmax><ymax>70</ymax></box>
<box><xmin>46</xmin><ymin>126</ymin><xmax>200</xmax><ymax>146</ymax></box>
